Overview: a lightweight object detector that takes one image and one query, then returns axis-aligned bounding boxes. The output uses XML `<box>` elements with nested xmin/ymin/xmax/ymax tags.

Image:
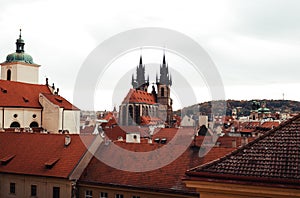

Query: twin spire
<box><xmin>132</xmin><ymin>51</ymin><xmax>172</xmax><ymax>90</ymax></box>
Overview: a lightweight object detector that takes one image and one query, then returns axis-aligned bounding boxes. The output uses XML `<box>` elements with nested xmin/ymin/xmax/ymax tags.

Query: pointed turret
<box><xmin>158</xmin><ymin>52</ymin><xmax>172</xmax><ymax>86</ymax></box>
<box><xmin>131</xmin><ymin>55</ymin><xmax>149</xmax><ymax>91</ymax></box>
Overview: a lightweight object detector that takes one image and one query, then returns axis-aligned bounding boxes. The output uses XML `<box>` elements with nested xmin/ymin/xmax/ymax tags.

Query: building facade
<box><xmin>119</xmin><ymin>54</ymin><xmax>173</xmax><ymax>127</ymax></box>
<box><xmin>0</xmin><ymin>30</ymin><xmax>80</xmax><ymax>133</ymax></box>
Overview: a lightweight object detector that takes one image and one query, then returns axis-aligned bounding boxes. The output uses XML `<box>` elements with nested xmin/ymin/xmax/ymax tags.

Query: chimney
<box><xmin>65</xmin><ymin>135</ymin><xmax>71</xmax><ymax>146</ymax></box>
<box><xmin>241</xmin><ymin>137</ymin><xmax>248</xmax><ymax>146</ymax></box>
<box><xmin>232</xmin><ymin>139</ymin><xmax>237</xmax><ymax>148</ymax></box>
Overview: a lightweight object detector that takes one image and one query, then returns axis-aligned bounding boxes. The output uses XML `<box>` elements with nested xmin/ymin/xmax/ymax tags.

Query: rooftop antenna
<box><xmin>283</xmin><ymin>93</ymin><xmax>285</xmax><ymax>100</ymax></box>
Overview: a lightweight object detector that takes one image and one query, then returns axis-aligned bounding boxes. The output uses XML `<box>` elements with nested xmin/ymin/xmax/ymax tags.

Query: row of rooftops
<box><xmin>1</xmin><ymin>113</ymin><xmax>300</xmax><ymax>194</ymax></box>
<box><xmin>185</xmin><ymin>113</ymin><xmax>300</xmax><ymax>189</ymax></box>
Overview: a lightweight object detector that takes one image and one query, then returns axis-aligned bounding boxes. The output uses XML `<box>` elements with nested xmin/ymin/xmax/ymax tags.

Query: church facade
<box><xmin>0</xmin><ymin>30</ymin><xmax>80</xmax><ymax>133</ymax></box>
<box><xmin>119</xmin><ymin>53</ymin><xmax>173</xmax><ymax>127</ymax></box>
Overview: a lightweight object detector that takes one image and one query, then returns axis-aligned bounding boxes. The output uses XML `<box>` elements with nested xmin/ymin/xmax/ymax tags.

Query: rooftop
<box><xmin>0</xmin><ymin>132</ymin><xmax>94</xmax><ymax>178</ymax></box>
<box><xmin>122</xmin><ymin>89</ymin><xmax>156</xmax><ymax>105</ymax></box>
<box><xmin>186</xmin><ymin>114</ymin><xmax>300</xmax><ymax>188</ymax></box>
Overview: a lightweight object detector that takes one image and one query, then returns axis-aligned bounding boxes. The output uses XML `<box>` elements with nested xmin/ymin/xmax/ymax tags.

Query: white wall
<box><xmin>2</xmin><ymin>108</ymin><xmax>41</xmax><ymax>128</ymax></box>
<box><xmin>39</xmin><ymin>94</ymin><xmax>60</xmax><ymax>133</ymax></box>
<box><xmin>1</xmin><ymin>62</ymin><xmax>39</xmax><ymax>84</ymax></box>
<box><xmin>181</xmin><ymin>115</ymin><xmax>195</xmax><ymax>127</ymax></box>
<box><xmin>63</xmin><ymin>110</ymin><xmax>80</xmax><ymax>134</ymax></box>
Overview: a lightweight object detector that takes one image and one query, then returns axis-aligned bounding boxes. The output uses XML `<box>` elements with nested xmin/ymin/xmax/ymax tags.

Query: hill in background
<box><xmin>178</xmin><ymin>100</ymin><xmax>300</xmax><ymax>117</ymax></box>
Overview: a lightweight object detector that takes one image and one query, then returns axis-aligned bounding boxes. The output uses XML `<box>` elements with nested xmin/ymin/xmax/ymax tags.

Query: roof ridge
<box><xmin>188</xmin><ymin>114</ymin><xmax>300</xmax><ymax>172</ymax></box>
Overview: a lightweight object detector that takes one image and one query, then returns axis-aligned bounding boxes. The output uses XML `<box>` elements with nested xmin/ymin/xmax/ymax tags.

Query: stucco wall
<box><xmin>0</xmin><ymin>173</ymin><xmax>72</xmax><ymax>198</ymax></box>
<box><xmin>63</xmin><ymin>110</ymin><xmax>80</xmax><ymax>134</ymax></box>
<box><xmin>1</xmin><ymin>63</ymin><xmax>39</xmax><ymax>84</ymax></box>
<box><xmin>2</xmin><ymin>107</ymin><xmax>41</xmax><ymax>128</ymax></box>
<box><xmin>39</xmin><ymin>94</ymin><xmax>60</xmax><ymax>133</ymax></box>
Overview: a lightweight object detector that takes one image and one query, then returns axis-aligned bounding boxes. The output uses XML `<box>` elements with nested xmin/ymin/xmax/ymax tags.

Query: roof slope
<box><xmin>187</xmin><ymin>114</ymin><xmax>300</xmax><ymax>187</ymax></box>
<box><xmin>122</xmin><ymin>89</ymin><xmax>156</xmax><ymax>105</ymax></box>
<box><xmin>0</xmin><ymin>80</ymin><xmax>51</xmax><ymax>108</ymax></box>
<box><xmin>0</xmin><ymin>133</ymin><xmax>94</xmax><ymax>178</ymax></box>
<box><xmin>79</xmin><ymin>128</ymin><xmax>236</xmax><ymax>194</ymax></box>
<box><xmin>42</xmin><ymin>93</ymin><xmax>79</xmax><ymax>110</ymax></box>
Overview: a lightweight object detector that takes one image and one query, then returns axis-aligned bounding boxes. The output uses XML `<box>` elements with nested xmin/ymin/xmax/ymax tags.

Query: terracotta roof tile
<box><xmin>187</xmin><ymin>114</ymin><xmax>300</xmax><ymax>186</ymax></box>
<box><xmin>79</xmin><ymin>128</ymin><xmax>238</xmax><ymax>194</ymax></box>
<box><xmin>0</xmin><ymin>133</ymin><xmax>94</xmax><ymax>178</ymax></box>
<box><xmin>0</xmin><ymin>80</ymin><xmax>51</xmax><ymax>108</ymax></box>
<box><xmin>41</xmin><ymin>93</ymin><xmax>79</xmax><ymax>110</ymax></box>
<box><xmin>122</xmin><ymin>89</ymin><xmax>156</xmax><ymax>105</ymax></box>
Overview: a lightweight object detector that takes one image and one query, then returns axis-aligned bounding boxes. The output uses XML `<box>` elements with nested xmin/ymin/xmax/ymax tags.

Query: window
<box><xmin>85</xmin><ymin>190</ymin><xmax>92</xmax><ymax>198</ymax></box>
<box><xmin>7</xmin><ymin>69</ymin><xmax>11</xmax><ymax>81</ymax></box>
<box><xmin>31</xmin><ymin>185</ymin><xmax>37</xmax><ymax>196</ymax></box>
<box><xmin>161</xmin><ymin>87</ymin><xmax>164</xmax><ymax>97</ymax></box>
<box><xmin>115</xmin><ymin>194</ymin><xmax>124</xmax><ymax>198</ymax></box>
<box><xmin>30</xmin><ymin>121</ymin><xmax>39</xmax><ymax>128</ymax></box>
<box><xmin>100</xmin><ymin>192</ymin><xmax>108</xmax><ymax>198</ymax></box>
<box><xmin>10</xmin><ymin>182</ymin><xmax>15</xmax><ymax>194</ymax></box>
<box><xmin>10</xmin><ymin>121</ymin><xmax>20</xmax><ymax>128</ymax></box>
<box><xmin>132</xmin><ymin>196</ymin><xmax>140</xmax><ymax>198</ymax></box>
<box><xmin>53</xmin><ymin>187</ymin><xmax>60</xmax><ymax>198</ymax></box>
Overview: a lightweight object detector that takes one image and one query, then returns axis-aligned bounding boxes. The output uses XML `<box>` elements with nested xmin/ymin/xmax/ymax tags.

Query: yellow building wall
<box><xmin>0</xmin><ymin>173</ymin><xmax>72</xmax><ymax>198</ymax></box>
<box><xmin>79</xmin><ymin>183</ymin><xmax>198</xmax><ymax>198</ymax></box>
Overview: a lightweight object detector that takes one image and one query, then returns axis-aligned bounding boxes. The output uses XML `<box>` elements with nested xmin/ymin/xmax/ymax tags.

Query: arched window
<box><xmin>122</xmin><ymin>106</ymin><xmax>127</xmax><ymax>125</ymax></box>
<box><xmin>161</xmin><ymin>87</ymin><xmax>164</xmax><ymax>97</ymax></box>
<box><xmin>30</xmin><ymin>121</ymin><xmax>39</xmax><ymax>128</ymax></box>
<box><xmin>128</xmin><ymin>106</ymin><xmax>133</xmax><ymax>125</ymax></box>
<box><xmin>7</xmin><ymin>69</ymin><xmax>11</xmax><ymax>81</ymax></box>
<box><xmin>10</xmin><ymin>121</ymin><xmax>20</xmax><ymax>128</ymax></box>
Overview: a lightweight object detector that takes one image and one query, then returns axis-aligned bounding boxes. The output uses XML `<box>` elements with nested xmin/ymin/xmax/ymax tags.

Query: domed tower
<box><xmin>1</xmin><ymin>29</ymin><xmax>40</xmax><ymax>84</ymax></box>
<box><xmin>156</xmin><ymin>52</ymin><xmax>173</xmax><ymax>126</ymax></box>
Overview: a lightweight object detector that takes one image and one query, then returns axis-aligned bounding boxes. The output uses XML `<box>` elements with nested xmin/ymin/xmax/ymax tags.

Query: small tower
<box><xmin>156</xmin><ymin>52</ymin><xmax>173</xmax><ymax>126</ymax></box>
<box><xmin>131</xmin><ymin>55</ymin><xmax>149</xmax><ymax>91</ymax></box>
<box><xmin>1</xmin><ymin>29</ymin><xmax>40</xmax><ymax>84</ymax></box>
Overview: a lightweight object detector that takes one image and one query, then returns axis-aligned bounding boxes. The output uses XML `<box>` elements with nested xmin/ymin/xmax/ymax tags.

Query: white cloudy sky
<box><xmin>0</xmin><ymin>0</ymin><xmax>300</xmax><ymax>110</ymax></box>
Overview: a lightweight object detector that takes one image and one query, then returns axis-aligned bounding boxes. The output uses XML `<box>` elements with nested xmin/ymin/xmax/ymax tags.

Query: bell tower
<box><xmin>156</xmin><ymin>53</ymin><xmax>173</xmax><ymax>126</ymax></box>
<box><xmin>1</xmin><ymin>29</ymin><xmax>40</xmax><ymax>84</ymax></box>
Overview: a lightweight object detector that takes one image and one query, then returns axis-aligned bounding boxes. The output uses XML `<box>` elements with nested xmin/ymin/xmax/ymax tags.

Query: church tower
<box><xmin>156</xmin><ymin>53</ymin><xmax>173</xmax><ymax>126</ymax></box>
<box><xmin>1</xmin><ymin>29</ymin><xmax>40</xmax><ymax>84</ymax></box>
<box><xmin>131</xmin><ymin>55</ymin><xmax>149</xmax><ymax>91</ymax></box>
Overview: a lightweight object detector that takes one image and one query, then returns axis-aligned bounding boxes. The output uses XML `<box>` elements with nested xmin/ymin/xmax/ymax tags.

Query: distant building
<box><xmin>185</xmin><ymin>114</ymin><xmax>300</xmax><ymax>198</ymax></box>
<box><xmin>119</xmin><ymin>54</ymin><xmax>173</xmax><ymax>127</ymax></box>
<box><xmin>0</xmin><ymin>30</ymin><xmax>80</xmax><ymax>133</ymax></box>
<box><xmin>181</xmin><ymin>115</ymin><xmax>195</xmax><ymax>127</ymax></box>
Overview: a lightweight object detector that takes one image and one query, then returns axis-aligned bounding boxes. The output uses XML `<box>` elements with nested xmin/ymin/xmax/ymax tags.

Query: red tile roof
<box><xmin>0</xmin><ymin>132</ymin><xmax>94</xmax><ymax>178</ymax></box>
<box><xmin>186</xmin><ymin>114</ymin><xmax>300</xmax><ymax>188</ymax></box>
<box><xmin>0</xmin><ymin>80</ymin><xmax>78</xmax><ymax>110</ymax></box>
<box><xmin>41</xmin><ymin>93</ymin><xmax>79</xmax><ymax>110</ymax></box>
<box><xmin>0</xmin><ymin>80</ymin><xmax>51</xmax><ymax>108</ymax></box>
<box><xmin>122</xmin><ymin>89</ymin><xmax>156</xmax><ymax>105</ymax></box>
<box><xmin>79</xmin><ymin>128</ymin><xmax>236</xmax><ymax>194</ymax></box>
<box><xmin>140</xmin><ymin>116</ymin><xmax>162</xmax><ymax>125</ymax></box>
<box><xmin>80</xmin><ymin>125</ymin><xmax>97</xmax><ymax>135</ymax></box>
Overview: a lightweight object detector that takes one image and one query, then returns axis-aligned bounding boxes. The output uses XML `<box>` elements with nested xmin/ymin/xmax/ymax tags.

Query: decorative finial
<box><xmin>19</xmin><ymin>29</ymin><xmax>22</xmax><ymax>39</ymax></box>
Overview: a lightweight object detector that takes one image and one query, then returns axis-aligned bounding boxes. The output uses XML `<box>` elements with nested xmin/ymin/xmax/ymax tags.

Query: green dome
<box><xmin>5</xmin><ymin>29</ymin><xmax>34</xmax><ymax>64</ymax></box>
<box><xmin>6</xmin><ymin>52</ymin><xmax>34</xmax><ymax>64</ymax></box>
<box><xmin>258</xmin><ymin>107</ymin><xmax>270</xmax><ymax>114</ymax></box>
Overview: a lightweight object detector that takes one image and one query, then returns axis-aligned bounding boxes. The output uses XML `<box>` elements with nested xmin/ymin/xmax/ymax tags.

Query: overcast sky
<box><xmin>1</xmin><ymin>0</ymin><xmax>300</xmax><ymax>110</ymax></box>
